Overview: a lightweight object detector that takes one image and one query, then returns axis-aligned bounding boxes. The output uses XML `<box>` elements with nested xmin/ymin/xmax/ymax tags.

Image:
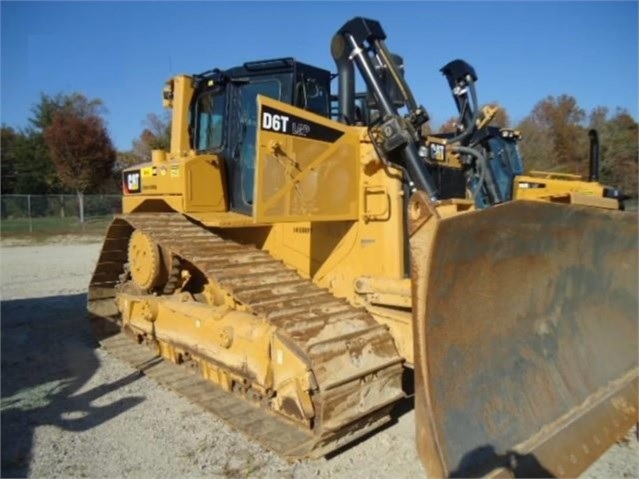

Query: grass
<box><xmin>0</xmin><ymin>215</ymin><xmax>113</xmax><ymax>239</ymax></box>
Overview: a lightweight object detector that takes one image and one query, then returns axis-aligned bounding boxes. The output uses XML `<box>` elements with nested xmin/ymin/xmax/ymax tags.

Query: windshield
<box><xmin>503</xmin><ymin>139</ymin><xmax>524</xmax><ymax>174</ymax></box>
<box><xmin>481</xmin><ymin>136</ymin><xmax>525</xmax><ymax>205</ymax></box>
<box><xmin>237</xmin><ymin>79</ymin><xmax>282</xmax><ymax>205</ymax></box>
<box><xmin>488</xmin><ymin>137</ymin><xmax>524</xmax><ymax>176</ymax></box>
<box><xmin>194</xmin><ymin>88</ymin><xmax>226</xmax><ymax>151</ymax></box>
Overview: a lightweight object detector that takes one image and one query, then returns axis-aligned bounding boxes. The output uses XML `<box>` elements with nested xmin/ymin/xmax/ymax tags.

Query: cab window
<box><xmin>195</xmin><ymin>89</ymin><xmax>225</xmax><ymax>151</ymax></box>
<box><xmin>295</xmin><ymin>77</ymin><xmax>329</xmax><ymax>116</ymax></box>
<box><xmin>237</xmin><ymin>79</ymin><xmax>281</xmax><ymax>205</ymax></box>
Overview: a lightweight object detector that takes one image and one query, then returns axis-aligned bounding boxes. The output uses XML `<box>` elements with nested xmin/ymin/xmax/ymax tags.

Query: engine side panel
<box><xmin>254</xmin><ymin>96</ymin><xmax>361</xmax><ymax>223</ymax></box>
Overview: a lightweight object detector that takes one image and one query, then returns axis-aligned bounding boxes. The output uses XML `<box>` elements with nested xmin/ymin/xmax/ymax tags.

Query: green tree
<box><xmin>516</xmin><ymin>117</ymin><xmax>556</xmax><ymax>172</ymax></box>
<box><xmin>529</xmin><ymin>95</ymin><xmax>586</xmax><ymax>170</ymax></box>
<box><xmin>2</xmin><ymin>126</ymin><xmax>64</xmax><ymax>195</ymax></box>
<box><xmin>29</xmin><ymin>92</ymin><xmax>105</xmax><ymax>130</ymax></box>
<box><xmin>43</xmin><ymin>110</ymin><xmax>116</xmax><ymax>222</ymax></box>
<box><xmin>1</xmin><ymin>126</ymin><xmax>19</xmax><ymax>194</ymax></box>
<box><xmin>594</xmin><ymin>108</ymin><xmax>638</xmax><ymax>198</ymax></box>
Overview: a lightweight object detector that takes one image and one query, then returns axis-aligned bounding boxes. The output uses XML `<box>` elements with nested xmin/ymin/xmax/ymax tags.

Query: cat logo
<box><xmin>124</xmin><ymin>170</ymin><xmax>141</xmax><ymax>194</ymax></box>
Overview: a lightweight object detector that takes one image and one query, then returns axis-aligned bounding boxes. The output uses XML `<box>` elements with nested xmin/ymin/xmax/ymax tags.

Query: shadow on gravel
<box><xmin>1</xmin><ymin>293</ymin><xmax>145</xmax><ymax>478</ymax></box>
<box><xmin>450</xmin><ymin>445</ymin><xmax>555</xmax><ymax>478</ymax></box>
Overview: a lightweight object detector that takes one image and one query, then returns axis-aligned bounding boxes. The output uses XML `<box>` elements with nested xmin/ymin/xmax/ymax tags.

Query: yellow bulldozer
<box><xmin>87</xmin><ymin>17</ymin><xmax>638</xmax><ymax>478</ymax></box>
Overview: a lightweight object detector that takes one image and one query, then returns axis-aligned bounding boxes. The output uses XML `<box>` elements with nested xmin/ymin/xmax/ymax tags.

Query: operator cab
<box><xmin>189</xmin><ymin>58</ymin><xmax>331</xmax><ymax>215</ymax></box>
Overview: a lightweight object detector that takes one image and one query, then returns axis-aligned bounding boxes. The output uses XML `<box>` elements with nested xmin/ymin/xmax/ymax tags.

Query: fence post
<box><xmin>27</xmin><ymin>194</ymin><xmax>33</xmax><ymax>233</ymax></box>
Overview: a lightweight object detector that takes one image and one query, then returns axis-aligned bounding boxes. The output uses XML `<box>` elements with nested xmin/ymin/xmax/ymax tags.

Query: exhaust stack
<box><xmin>330</xmin><ymin>34</ymin><xmax>355</xmax><ymax>125</ymax></box>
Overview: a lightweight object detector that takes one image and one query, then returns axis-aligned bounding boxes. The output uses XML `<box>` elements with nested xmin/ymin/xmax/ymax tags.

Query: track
<box><xmin>87</xmin><ymin>213</ymin><xmax>405</xmax><ymax>460</ymax></box>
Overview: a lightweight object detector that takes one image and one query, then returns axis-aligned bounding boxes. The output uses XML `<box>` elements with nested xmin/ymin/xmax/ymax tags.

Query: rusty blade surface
<box><xmin>410</xmin><ymin>197</ymin><xmax>638</xmax><ymax>478</ymax></box>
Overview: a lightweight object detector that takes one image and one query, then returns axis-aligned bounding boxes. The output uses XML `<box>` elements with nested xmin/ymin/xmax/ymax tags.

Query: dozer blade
<box><xmin>409</xmin><ymin>195</ymin><xmax>638</xmax><ymax>478</ymax></box>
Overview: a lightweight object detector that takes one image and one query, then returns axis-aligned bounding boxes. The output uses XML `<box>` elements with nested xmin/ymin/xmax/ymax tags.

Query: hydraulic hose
<box><xmin>451</xmin><ymin>145</ymin><xmax>497</xmax><ymax>203</ymax></box>
<box><xmin>446</xmin><ymin>79</ymin><xmax>480</xmax><ymax>145</ymax></box>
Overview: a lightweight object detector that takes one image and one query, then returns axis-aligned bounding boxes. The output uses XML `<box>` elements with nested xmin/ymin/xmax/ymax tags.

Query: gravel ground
<box><xmin>1</xmin><ymin>237</ymin><xmax>637</xmax><ymax>478</ymax></box>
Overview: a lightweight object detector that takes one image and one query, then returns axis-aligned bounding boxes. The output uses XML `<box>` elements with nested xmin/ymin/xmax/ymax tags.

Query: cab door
<box><xmin>230</xmin><ymin>79</ymin><xmax>282</xmax><ymax>214</ymax></box>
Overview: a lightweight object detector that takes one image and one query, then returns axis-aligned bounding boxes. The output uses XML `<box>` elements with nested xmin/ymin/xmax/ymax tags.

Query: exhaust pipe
<box><xmin>331</xmin><ymin>34</ymin><xmax>355</xmax><ymax>124</ymax></box>
<box><xmin>588</xmin><ymin>129</ymin><xmax>600</xmax><ymax>182</ymax></box>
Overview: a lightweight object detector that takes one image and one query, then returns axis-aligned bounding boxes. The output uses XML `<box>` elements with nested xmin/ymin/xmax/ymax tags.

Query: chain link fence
<box><xmin>1</xmin><ymin>194</ymin><xmax>122</xmax><ymax>236</ymax></box>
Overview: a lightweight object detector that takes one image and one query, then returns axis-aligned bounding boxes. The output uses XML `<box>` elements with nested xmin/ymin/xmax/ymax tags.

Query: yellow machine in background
<box><xmin>415</xmin><ymin>65</ymin><xmax>625</xmax><ymax>212</ymax></box>
<box><xmin>426</xmin><ymin>127</ymin><xmax>625</xmax><ymax>210</ymax></box>
<box><xmin>88</xmin><ymin>17</ymin><xmax>638</xmax><ymax>478</ymax></box>
<box><xmin>514</xmin><ymin>129</ymin><xmax>626</xmax><ymax>209</ymax></box>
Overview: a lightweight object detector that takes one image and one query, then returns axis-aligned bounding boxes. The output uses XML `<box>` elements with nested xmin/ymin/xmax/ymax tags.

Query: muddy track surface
<box><xmin>2</xmin><ymin>238</ymin><xmax>637</xmax><ymax>479</ymax></box>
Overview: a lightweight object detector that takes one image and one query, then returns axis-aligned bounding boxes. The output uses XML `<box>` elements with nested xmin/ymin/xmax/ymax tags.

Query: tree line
<box><xmin>2</xmin><ymin>91</ymin><xmax>638</xmax><ymax>216</ymax></box>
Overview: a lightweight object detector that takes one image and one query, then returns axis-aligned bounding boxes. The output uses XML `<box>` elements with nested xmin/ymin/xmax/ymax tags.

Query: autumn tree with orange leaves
<box><xmin>42</xmin><ymin>94</ymin><xmax>116</xmax><ymax>222</ymax></box>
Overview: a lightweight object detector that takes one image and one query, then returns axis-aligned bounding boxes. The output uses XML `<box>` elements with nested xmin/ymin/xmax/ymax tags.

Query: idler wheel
<box><xmin>128</xmin><ymin>230</ymin><xmax>161</xmax><ymax>290</ymax></box>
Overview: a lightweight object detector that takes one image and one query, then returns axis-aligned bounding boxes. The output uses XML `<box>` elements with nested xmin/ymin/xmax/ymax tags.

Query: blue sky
<box><xmin>2</xmin><ymin>1</ymin><xmax>637</xmax><ymax>151</ymax></box>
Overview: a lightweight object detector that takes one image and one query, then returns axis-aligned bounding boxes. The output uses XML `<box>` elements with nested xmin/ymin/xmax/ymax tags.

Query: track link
<box><xmin>87</xmin><ymin>213</ymin><xmax>404</xmax><ymax>460</ymax></box>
